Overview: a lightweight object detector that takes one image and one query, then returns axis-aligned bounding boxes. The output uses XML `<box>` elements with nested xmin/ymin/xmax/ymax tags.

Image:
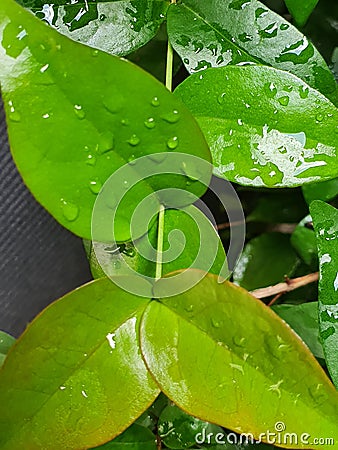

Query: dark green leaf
<box><xmin>175</xmin><ymin>65</ymin><xmax>338</xmax><ymax>188</ymax></box>
<box><xmin>284</xmin><ymin>0</ymin><xmax>319</xmax><ymax>27</ymax></box>
<box><xmin>91</xmin><ymin>424</ymin><xmax>157</xmax><ymax>449</ymax></box>
<box><xmin>17</xmin><ymin>0</ymin><xmax>169</xmax><ymax>56</ymax></box>
<box><xmin>302</xmin><ymin>178</ymin><xmax>338</xmax><ymax>204</ymax></box>
<box><xmin>141</xmin><ymin>271</ymin><xmax>338</xmax><ymax>446</ymax></box>
<box><xmin>290</xmin><ymin>215</ymin><xmax>318</xmax><ymax>268</ymax></box>
<box><xmin>0</xmin><ymin>331</ymin><xmax>15</xmax><ymax>368</ymax></box>
<box><xmin>311</xmin><ymin>200</ymin><xmax>338</xmax><ymax>388</ymax></box>
<box><xmin>167</xmin><ymin>0</ymin><xmax>337</xmax><ymax>102</ymax></box>
<box><xmin>233</xmin><ymin>233</ymin><xmax>300</xmax><ymax>290</ymax></box>
<box><xmin>0</xmin><ymin>0</ymin><xmax>211</xmax><ymax>240</ymax></box>
<box><xmin>272</xmin><ymin>302</ymin><xmax>324</xmax><ymax>359</ymax></box>
<box><xmin>0</xmin><ymin>279</ymin><xmax>159</xmax><ymax>449</ymax></box>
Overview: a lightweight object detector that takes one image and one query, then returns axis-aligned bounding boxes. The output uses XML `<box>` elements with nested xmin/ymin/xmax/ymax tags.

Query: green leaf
<box><xmin>311</xmin><ymin>200</ymin><xmax>338</xmax><ymax>388</ymax></box>
<box><xmin>17</xmin><ymin>0</ymin><xmax>169</xmax><ymax>56</ymax></box>
<box><xmin>302</xmin><ymin>178</ymin><xmax>338</xmax><ymax>204</ymax></box>
<box><xmin>167</xmin><ymin>0</ymin><xmax>337</xmax><ymax>102</ymax></box>
<box><xmin>175</xmin><ymin>65</ymin><xmax>338</xmax><ymax>188</ymax></box>
<box><xmin>0</xmin><ymin>278</ymin><xmax>160</xmax><ymax>449</ymax></box>
<box><xmin>233</xmin><ymin>233</ymin><xmax>300</xmax><ymax>290</ymax></box>
<box><xmin>290</xmin><ymin>215</ymin><xmax>318</xmax><ymax>268</ymax></box>
<box><xmin>86</xmin><ymin>206</ymin><xmax>228</xmax><ymax>280</ymax></box>
<box><xmin>140</xmin><ymin>271</ymin><xmax>338</xmax><ymax>447</ymax></box>
<box><xmin>0</xmin><ymin>0</ymin><xmax>211</xmax><ymax>240</ymax></box>
<box><xmin>91</xmin><ymin>424</ymin><xmax>157</xmax><ymax>449</ymax></box>
<box><xmin>272</xmin><ymin>302</ymin><xmax>324</xmax><ymax>360</ymax></box>
<box><xmin>284</xmin><ymin>0</ymin><xmax>319</xmax><ymax>27</ymax></box>
<box><xmin>0</xmin><ymin>331</ymin><xmax>15</xmax><ymax>368</ymax></box>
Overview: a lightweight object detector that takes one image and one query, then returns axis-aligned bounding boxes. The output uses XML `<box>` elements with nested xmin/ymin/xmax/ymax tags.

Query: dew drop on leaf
<box><xmin>86</xmin><ymin>154</ymin><xmax>96</xmax><ymax>166</ymax></box>
<box><xmin>89</xmin><ymin>178</ymin><xmax>102</xmax><ymax>195</ymax></box>
<box><xmin>128</xmin><ymin>134</ymin><xmax>141</xmax><ymax>146</ymax></box>
<box><xmin>151</xmin><ymin>96</ymin><xmax>160</xmax><ymax>107</ymax></box>
<box><xmin>278</xmin><ymin>96</ymin><xmax>290</xmax><ymax>106</ymax></box>
<box><xmin>144</xmin><ymin>117</ymin><xmax>156</xmax><ymax>129</ymax></box>
<box><xmin>167</xmin><ymin>136</ymin><xmax>179</xmax><ymax>150</ymax></box>
<box><xmin>61</xmin><ymin>199</ymin><xmax>79</xmax><ymax>222</ymax></box>
<box><xmin>74</xmin><ymin>104</ymin><xmax>86</xmax><ymax>120</ymax></box>
<box><xmin>162</xmin><ymin>110</ymin><xmax>180</xmax><ymax>124</ymax></box>
<box><xmin>299</xmin><ymin>86</ymin><xmax>309</xmax><ymax>99</ymax></box>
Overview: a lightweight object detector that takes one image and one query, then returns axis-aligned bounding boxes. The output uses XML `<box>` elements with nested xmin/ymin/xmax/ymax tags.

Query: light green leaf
<box><xmin>0</xmin><ymin>279</ymin><xmax>159</xmax><ymax>449</ymax></box>
<box><xmin>91</xmin><ymin>423</ymin><xmax>157</xmax><ymax>449</ymax></box>
<box><xmin>284</xmin><ymin>0</ymin><xmax>319</xmax><ymax>27</ymax></box>
<box><xmin>17</xmin><ymin>0</ymin><xmax>169</xmax><ymax>56</ymax></box>
<box><xmin>311</xmin><ymin>200</ymin><xmax>338</xmax><ymax>388</ymax></box>
<box><xmin>141</xmin><ymin>271</ymin><xmax>338</xmax><ymax>447</ymax></box>
<box><xmin>0</xmin><ymin>331</ymin><xmax>15</xmax><ymax>368</ymax></box>
<box><xmin>0</xmin><ymin>0</ymin><xmax>211</xmax><ymax>240</ymax></box>
<box><xmin>272</xmin><ymin>302</ymin><xmax>324</xmax><ymax>360</ymax></box>
<box><xmin>302</xmin><ymin>178</ymin><xmax>338</xmax><ymax>204</ymax></box>
<box><xmin>233</xmin><ymin>233</ymin><xmax>300</xmax><ymax>290</ymax></box>
<box><xmin>167</xmin><ymin>0</ymin><xmax>337</xmax><ymax>103</ymax></box>
<box><xmin>175</xmin><ymin>65</ymin><xmax>338</xmax><ymax>188</ymax></box>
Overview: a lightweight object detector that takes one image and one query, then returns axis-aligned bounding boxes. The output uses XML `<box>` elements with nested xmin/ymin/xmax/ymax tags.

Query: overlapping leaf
<box><xmin>284</xmin><ymin>0</ymin><xmax>319</xmax><ymax>27</ymax></box>
<box><xmin>175</xmin><ymin>65</ymin><xmax>338</xmax><ymax>188</ymax></box>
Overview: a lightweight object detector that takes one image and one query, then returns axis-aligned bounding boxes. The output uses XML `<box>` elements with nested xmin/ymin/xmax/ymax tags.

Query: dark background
<box><xmin>0</xmin><ymin>97</ymin><xmax>91</xmax><ymax>338</ymax></box>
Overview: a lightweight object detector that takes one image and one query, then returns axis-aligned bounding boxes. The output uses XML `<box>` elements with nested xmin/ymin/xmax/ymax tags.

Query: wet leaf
<box><xmin>167</xmin><ymin>0</ymin><xmax>337</xmax><ymax>102</ymax></box>
<box><xmin>0</xmin><ymin>278</ymin><xmax>160</xmax><ymax>449</ymax></box>
<box><xmin>311</xmin><ymin>200</ymin><xmax>338</xmax><ymax>388</ymax></box>
<box><xmin>0</xmin><ymin>331</ymin><xmax>15</xmax><ymax>368</ymax></box>
<box><xmin>140</xmin><ymin>270</ymin><xmax>338</xmax><ymax>447</ymax></box>
<box><xmin>284</xmin><ymin>0</ymin><xmax>319</xmax><ymax>27</ymax></box>
<box><xmin>0</xmin><ymin>0</ymin><xmax>211</xmax><ymax>240</ymax></box>
<box><xmin>17</xmin><ymin>0</ymin><xmax>169</xmax><ymax>56</ymax></box>
<box><xmin>272</xmin><ymin>302</ymin><xmax>324</xmax><ymax>359</ymax></box>
<box><xmin>290</xmin><ymin>215</ymin><xmax>318</xmax><ymax>269</ymax></box>
<box><xmin>175</xmin><ymin>65</ymin><xmax>338</xmax><ymax>188</ymax></box>
<box><xmin>233</xmin><ymin>233</ymin><xmax>300</xmax><ymax>290</ymax></box>
<box><xmin>302</xmin><ymin>178</ymin><xmax>338</xmax><ymax>204</ymax></box>
<box><xmin>91</xmin><ymin>423</ymin><xmax>157</xmax><ymax>449</ymax></box>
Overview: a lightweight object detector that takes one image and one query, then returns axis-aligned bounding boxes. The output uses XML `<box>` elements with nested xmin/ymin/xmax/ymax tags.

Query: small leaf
<box><xmin>175</xmin><ymin>65</ymin><xmax>338</xmax><ymax>188</ymax></box>
<box><xmin>284</xmin><ymin>0</ymin><xmax>319</xmax><ymax>27</ymax></box>
<box><xmin>302</xmin><ymin>178</ymin><xmax>338</xmax><ymax>204</ymax></box>
<box><xmin>17</xmin><ymin>0</ymin><xmax>169</xmax><ymax>56</ymax></box>
<box><xmin>311</xmin><ymin>200</ymin><xmax>338</xmax><ymax>388</ymax></box>
<box><xmin>272</xmin><ymin>302</ymin><xmax>324</xmax><ymax>360</ymax></box>
<box><xmin>140</xmin><ymin>271</ymin><xmax>338</xmax><ymax>447</ymax></box>
<box><xmin>290</xmin><ymin>215</ymin><xmax>318</xmax><ymax>268</ymax></box>
<box><xmin>167</xmin><ymin>0</ymin><xmax>337</xmax><ymax>102</ymax></box>
<box><xmin>233</xmin><ymin>233</ymin><xmax>300</xmax><ymax>290</ymax></box>
<box><xmin>0</xmin><ymin>331</ymin><xmax>15</xmax><ymax>368</ymax></box>
<box><xmin>0</xmin><ymin>0</ymin><xmax>211</xmax><ymax>239</ymax></box>
<box><xmin>0</xmin><ymin>279</ymin><xmax>159</xmax><ymax>449</ymax></box>
<box><xmin>91</xmin><ymin>423</ymin><xmax>157</xmax><ymax>449</ymax></box>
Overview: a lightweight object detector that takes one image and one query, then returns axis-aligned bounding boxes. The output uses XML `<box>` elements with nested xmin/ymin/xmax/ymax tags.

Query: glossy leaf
<box><xmin>272</xmin><ymin>302</ymin><xmax>324</xmax><ymax>359</ymax></box>
<box><xmin>140</xmin><ymin>271</ymin><xmax>338</xmax><ymax>447</ymax></box>
<box><xmin>0</xmin><ymin>331</ymin><xmax>15</xmax><ymax>368</ymax></box>
<box><xmin>311</xmin><ymin>200</ymin><xmax>338</xmax><ymax>388</ymax></box>
<box><xmin>284</xmin><ymin>0</ymin><xmax>319</xmax><ymax>27</ymax></box>
<box><xmin>290</xmin><ymin>215</ymin><xmax>318</xmax><ymax>268</ymax></box>
<box><xmin>86</xmin><ymin>206</ymin><xmax>228</xmax><ymax>280</ymax></box>
<box><xmin>233</xmin><ymin>233</ymin><xmax>300</xmax><ymax>290</ymax></box>
<box><xmin>167</xmin><ymin>0</ymin><xmax>337</xmax><ymax>102</ymax></box>
<box><xmin>0</xmin><ymin>0</ymin><xmax>211</xmax><ymax>240</ymax></box>
<box><xmin>175</xmin><ymin>65</ymin><xmax>338</xmax><ymax>188</ymax></box>
<box><xmin>17</xmin><ymin>0</ymin><xmax>169</xmax><ymax>56</ymax></box>
<box><xmin>302</xmin><ymin>178</ymin><xmax>338</xmax><ymax>204</ymax></box>
<box><xmin>0</xmin><ymin>278</ymin><xmax>160</xmax><ymax>449</ymax></box>
<box><xmin>92</xmin><ymin>424</ymin><xmax>157</xmax><ymax>449</ymax></box>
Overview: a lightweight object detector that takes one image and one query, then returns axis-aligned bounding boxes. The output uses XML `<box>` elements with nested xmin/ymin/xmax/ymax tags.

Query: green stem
<box><xmin>165</xmin><ymin>0</ymin><xmax>176</xmax><ymax>91</ymax></box>
<box><xmin>155</xmin><ymin>204</ymin><xmax>165</xmax><ymax>280</ymax></box>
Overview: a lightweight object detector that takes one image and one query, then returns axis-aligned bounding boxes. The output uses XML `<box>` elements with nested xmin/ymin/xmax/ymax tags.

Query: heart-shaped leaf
<box><xmin>311</xmin><ymin>200</ymin><xmax>338</xmax><ymax>388</ymax></box>
<box><xmin>284</xmin><ymin>0</ymin><xmax>319</xmax><ymax>27</ymax></box>
<box><xmin>175</xmin><ymin>65</ymin><xmax>338</xmax><ymax>188</ymax></box>
<box><xmin>0</xmin><ymin>0</ymin><xmax>211</xmax><ymax>240</ymax></box>
<box><xmin>17</xmin><ymin>0</ymin><xmax>169</xmax><ymax>56</ymax></box>
<box><xmin>167</xmin><ymin>0</ymin><xmax>337</xmax><ymax>103</ymax></box>
<box><xmin>140</xmin><ymin>270</ymin><xmax>338</xmax><ymax>447</ymax></box>
<box><xmin>0</xmin><ymin>278</ymin><xmax>159</xmax><ymax>449</ymax></box>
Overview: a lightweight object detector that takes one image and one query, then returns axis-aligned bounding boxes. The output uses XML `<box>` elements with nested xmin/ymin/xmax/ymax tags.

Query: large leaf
<box><xmin>167</xmin><ymin>0</ymin><xmax>337</xmax><ymax>103</ymax></box>
<box><xmin>0</xmin><ymin>278</ymin><xmax>160</xmax><ymax>449</ymax></box>
<box><xmin>311</xmin><ymin>200</ymin><xmax>338</xmax><ymax>388</ymax></box>
<box><xmin>290</xmin><ymin>215</ymin><xmax>318</xmax><ymax>269</ymax></box>
<box><xmin>302</xmin><ymin>178</ymin><xmax>338</xmax><ymax>204</ymax></box>
<box><xmin>284</xmin><ymin>0</ymin><xmax>319</xmax><ymax>27</ymax></box>
<box><xmin>92</xmin><ymin>423</ymin><xmax>157</xmax><ymax>449</ymax></box>
<box><xmin>0</xmin><ymin>0</ymin><xmax>211</xmax><ymax>240</ymax></box>
<box><xmin>175</xmin><ymin>65</ymin><xmax>338</xmax><ymax>188</ymax></box>
<box><xmin>140</xmin><ymin>271</ymin><xmax>338</xmax><ymax>447</ymax></box>
<box><xmin>17</xmin><ymin>0</ymin><xmax>169</xmax><ymax>56</ymax></box>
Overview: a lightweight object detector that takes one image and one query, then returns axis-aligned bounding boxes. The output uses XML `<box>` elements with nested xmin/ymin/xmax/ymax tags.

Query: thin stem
<box><xmin>165</xmin><ymin>0</ymin><xmax>176</xmax><ymax>91</ymax></box>
<box><xmin>155</xmin><ymin>204</ymin><xmax>165</xmax><ymax>280</ymax></box>
<box><xmin>250</xmin><ymin>272</ymin><xmax>319</xmax><ymax>300</ymax></box>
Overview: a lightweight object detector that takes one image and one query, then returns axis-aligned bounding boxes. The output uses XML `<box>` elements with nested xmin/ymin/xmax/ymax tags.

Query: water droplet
<box><xmin>89</xmin><ymin>178</ymin><xmax>102</xmax><ymax>194</ymax></box>
<box><xmin>316</xmin><ymin>113</ymin><xmax>324</xmax><ymax>122</ymax></box>
<box><xmin>280</xmin><ymin>23</ymin><xmax>289</xmax><ymax>30</ymax></box>
<box><xmin>238</xmin><ymin>33</ymin><xmax>253</xmax><ymax>43</ymax></box>
<box><xmin>255</xmin><ymin>7</ymin><xmax>268</xmax><ymax>18</ymax></box>
<box><xmin>232</xmin><ymin>336</ymin><xmax>245</xmax><ymax>347</ymax></box>
<box><xmin>98</xmin><ymin>131</ymin><xmax>114</xmax><ymax>153</ymax></box>
<box><xmin>42</xmin><ymin>113</ymin><xmax>50</xmax><ymax>119</ymax></box>
<box><xmin>112</xmin><ymin>260</ymin><xmax>121</xmax><ymax>270</ymax></box>
<box><xmin>148</xmin><ymin>153</ymin><xmax>167</xmax><ymax>163</ymax></box>
<box><xmin>151</xmin><ymin>96</ymin><xmax>160</xmax><ymax>107</ymax></box>
<box><xmin>264</xmin><ymin>82</ymin><xmax>277</xmax><ymax>98</ymax></box>
<box><xmin>86</xmin><ymin>154</ymin><xmax>96</xmax><ymax>166</ymax></box>
<box><xmin>183</xmin><ymin>58</ymin><xmax>189</xmax><ymax>64</ymax></box>
<box><xmin>123</xmin><ymin>180</ymin><xmax>130</xmax><ymax>189</ymax></box>
<box><xmin>278</xmin><ymin>96</ymin><xmax>290</xmax><ymax>106</ymax></box>
<box><xmin>217</xmin><ymin>93</ymin><xmax>226</xmax><ymax>104</ymax></box>
<box><xmin>74</xmin><ymin>104</ymin><xmax>85</xmax><ymax>120</ymax></box>
<box><xmin>259</xmin><ymin>23</ymin><xmax>278</xmax><ymax>39</ymax></box>
<box><xmin>128</xmin><ymin>154</ymin><xmax>137</xmax><ymax>165</ymax></box>
<box><xmin>283</xmin><ymin>85</ymin><xmax>293</xmax><ymax>92</ymax></box>
<box><xmin>144</xmin><ymin>117</ymin><xmax>156</xmax><ymax>129</ymax></box>
<box><xmin>162</xmin><ymin>110</ymin><xmax>180</xmax><ymax>124</ymax></box>
<box><xmin>92</xmin><ymin>49</ymin><xmax>99</xmax><ymax>57</ymax></box>
<box><xmin>121</xmin><ymin>119</ymin><xmax>129</xmax><ymax>126</ymax></box>
<box><xmin>299</xmin><ymin>86</ymin><xmax>309</xmax><ymax>99</ymax></box>
<box><xmin>185</xmin><ymin>304</ymin><xmax>194</xmax><ymax>313</ymax></box>
<box><xmin>40</xmin><ymin>63</ymin><xmax>49</xmax><ymax>73</ymax></box>
<box><xmin>128</xmin><ymin>134</ymin><xmax>140</xmax><ymax>146</ymax></box>
<box><xmin>100</xmin><ymin>14</ymin><xmax>106</xmax><ymax>21</ymax></box>
<box><xmin>61</xmin><ymin>199</ymin><xmax>79</xmax><ymax>222</ymax></box>
<box><xmin>167</xmin><ymin>136</ymin><xmax>179</xmax><ymax>150</ymax></box>
<box><xmin>211</xmin><ymin>318</ymin><xmax>221</xmax><ymax>328</ymax></box>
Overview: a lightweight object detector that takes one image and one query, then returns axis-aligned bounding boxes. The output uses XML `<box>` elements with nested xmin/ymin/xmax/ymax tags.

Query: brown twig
<box><xmin>250</xmin><ymin>272</ymin><xmax>319</xmax><ymax>300</ymax></box>
<box><xmin>216</xmin><ymin>220</ymin><xmax>245</xmax><ymax>230</ymax></box>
